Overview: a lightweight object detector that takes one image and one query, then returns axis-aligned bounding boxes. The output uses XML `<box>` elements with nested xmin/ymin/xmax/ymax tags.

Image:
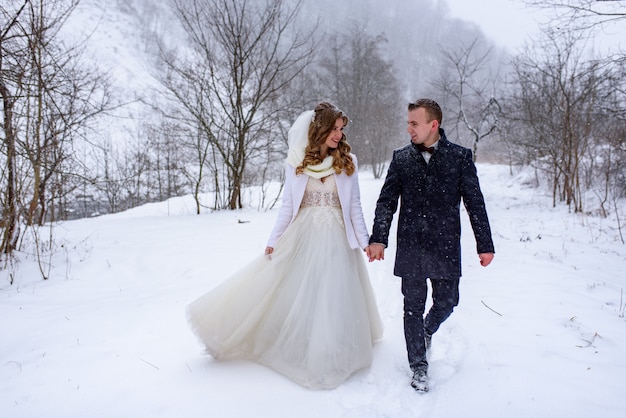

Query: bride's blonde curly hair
<box><xmin>296</xmin><ymin>102</ymin><xmax>355</xmax><ymax>176</ymax></box>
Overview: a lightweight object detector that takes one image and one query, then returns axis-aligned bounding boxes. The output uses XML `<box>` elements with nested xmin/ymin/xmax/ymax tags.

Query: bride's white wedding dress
<box><xmin>187</xmin><ymin>175</ymin><xmax>383</xmax><ymax>389</ymax></box>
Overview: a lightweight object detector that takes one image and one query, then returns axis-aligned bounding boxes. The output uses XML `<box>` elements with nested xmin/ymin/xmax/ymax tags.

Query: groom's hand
<box><xmin>367</xmin><ymin>243</ymin><xmax>385</xmax><ymax>262</ymax></box>
<box><xmin>479</xmin><ymin>252</ymin><xmax>494</xmax><ymax>267</ymax></box>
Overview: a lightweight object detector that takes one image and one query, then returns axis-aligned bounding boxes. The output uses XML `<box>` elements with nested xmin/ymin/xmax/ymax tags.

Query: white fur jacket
<box><xmin>266</xmin><ymin>155</ymin><xmax>370</xmax><ymax>250</ymax></box>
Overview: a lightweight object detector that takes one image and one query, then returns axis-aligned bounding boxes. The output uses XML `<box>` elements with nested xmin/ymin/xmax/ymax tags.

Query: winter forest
<box><xmin>1</xmin><ymin>0</ymin><xmax>625</xmax><ymax>279</ymax></box>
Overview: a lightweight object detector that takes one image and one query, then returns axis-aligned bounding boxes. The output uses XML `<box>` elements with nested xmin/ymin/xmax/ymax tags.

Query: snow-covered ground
<box><xmin>2</xmin><ymin>164</ymin><xmax>625</xmax><ymax>418</ymax></box>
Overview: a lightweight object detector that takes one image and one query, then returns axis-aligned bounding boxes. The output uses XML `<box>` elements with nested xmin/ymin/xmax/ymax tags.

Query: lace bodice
<box><xmin>300</xmin><ymin>175</ymin><xmax>341</xmax><ymax>208</ymax></box>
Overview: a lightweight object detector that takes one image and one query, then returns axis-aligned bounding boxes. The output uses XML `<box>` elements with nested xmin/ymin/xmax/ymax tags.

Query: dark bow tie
<box><xmin>416</xmin><ymin>143</ymin><xmax>435</xmax><ymax>154</ymax></box>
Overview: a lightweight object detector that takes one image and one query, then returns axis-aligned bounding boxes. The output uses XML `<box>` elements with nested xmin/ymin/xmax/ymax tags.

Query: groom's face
<box><xmin>407</xmin><ymin>108</ymin><xmax>438</xmax><ymax>147</ymax></box>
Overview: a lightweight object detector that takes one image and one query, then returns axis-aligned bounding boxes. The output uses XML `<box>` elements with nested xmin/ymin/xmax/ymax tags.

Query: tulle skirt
<box><xmin>187</xmin><ymin>206</ymin><xmax>383</xmax><ymax>389</ymax></box>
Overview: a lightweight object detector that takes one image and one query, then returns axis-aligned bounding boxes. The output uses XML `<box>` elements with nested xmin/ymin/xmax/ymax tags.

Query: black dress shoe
<box><xmin>410</xmin><ymin>369</ymin><xmax>429</xmax><ymax>392</ymax></box>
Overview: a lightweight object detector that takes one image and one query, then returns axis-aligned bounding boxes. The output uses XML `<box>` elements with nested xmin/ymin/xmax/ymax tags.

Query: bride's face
<box><xmin>323</xmin><ymin>118</ymin><xmax>345</xmax><ymax>151</ymax></box>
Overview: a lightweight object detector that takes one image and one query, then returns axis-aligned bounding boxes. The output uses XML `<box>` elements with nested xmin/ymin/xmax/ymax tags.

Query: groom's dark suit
<box><xmin>370</xmin><ymin>128</ymin><xmax>494</xmax><ymax>372</ymax></box>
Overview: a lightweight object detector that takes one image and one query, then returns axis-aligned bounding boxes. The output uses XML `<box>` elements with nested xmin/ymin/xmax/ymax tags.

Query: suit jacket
<box><xmin>267</xmin><ymin>154</ymin><xmax>370</xmax><ymax>250</ymax></box>
<box><xmin>370</xmin><ymin>129</ymin><xmax>494</xmax><ymax>279</ymax></box>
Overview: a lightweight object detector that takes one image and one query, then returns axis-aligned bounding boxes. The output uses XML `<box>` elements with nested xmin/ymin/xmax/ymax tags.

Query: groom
<box><xmin>368</xmin><ymin>98</ymin><xmax>495</xmax><ymax>392</ymax></box>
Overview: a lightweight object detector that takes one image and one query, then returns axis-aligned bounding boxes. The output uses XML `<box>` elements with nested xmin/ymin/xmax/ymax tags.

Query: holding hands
<box><xmin>366</xmin><ymin>245</ymin><xmax>494</xmax><ymax>267</ymax></box>
<box><xmin>366</xmin><ymin>243</ymin><xmax>385</xmax><ymax>262</ymax></box>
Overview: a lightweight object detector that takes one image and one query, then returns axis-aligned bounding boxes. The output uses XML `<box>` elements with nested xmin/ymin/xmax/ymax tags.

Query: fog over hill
<box><xmin>62</xmin><ymin>0</ymin><xmax>503</xmax><ymax>148</ymax></box>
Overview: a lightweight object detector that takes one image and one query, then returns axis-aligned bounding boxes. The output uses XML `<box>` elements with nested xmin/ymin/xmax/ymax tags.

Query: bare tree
<box><xmin>92</xmin><ymin>134</ymin><xmax>149</xmax><ymax>215</ymax></box>
<box><xmin>23</xmin><ymin>1</ymin><xmax>111</xmax><ymax>225</ymax></box>
<box><xmin>436</xmin><ymin>38</ymin><xmax>502</xmax><ymax>162</ymax></box>
<box><xmin>145</xmin><ymin>121</ymin><xmax>186</xmax><ymax>203</ymax></box>
<box><xmin>508</xmin><ymin>28</ymin><xmax>614</xmax><ymax>212</ymax></box>
<box><xmin>158</xmin><ymin>0</ymin><xmax>316</xmax><ymax>210</ymax></box>
<box><xmin>589</xmin><ymin>57</ymin><xmax>626</xmax><ymax>238</ymax></box>
<box><xmin>523</xmin><ymin>0</ymin><xmax>626</xmax><ymax>31</ymax></box>
<box><xmin>96</xmin><ymin>139</ymin><xmax>125</xmax><ymax>214</ymax></box>
<box><xmin>0</xmin><ymin>0</ymin><xmax>29</xmax><ymax>266</ymax></box>
<box><xmin>1</xmin><ymin>0</ymin><xmax>112</xmax><ymax>280</ymax></box>
<box><xmin>319</xmin><ymin>23</ymin><xmax>404</xmax><ymax>178</ymax></box>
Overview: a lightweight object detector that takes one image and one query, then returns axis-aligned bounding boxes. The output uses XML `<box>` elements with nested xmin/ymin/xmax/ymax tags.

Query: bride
<box><xmin>187</xmin><ymin>101</ymin><xmax>383</xmax><ymax>389</ymax></box>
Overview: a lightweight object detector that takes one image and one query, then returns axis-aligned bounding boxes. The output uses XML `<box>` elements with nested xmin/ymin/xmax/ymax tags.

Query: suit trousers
<box><xmin>402</xmin><ymin>275</ymin><xmax>460</xmax><ymax>372</ymax></box>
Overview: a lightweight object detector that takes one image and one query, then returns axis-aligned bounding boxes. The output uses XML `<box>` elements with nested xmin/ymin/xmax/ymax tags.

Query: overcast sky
<box><xmin>444</xmin><ymin>0</ymin><xmax>624</xmax><ymax>53</ymax></box>
<box><xmin>443</xmin><ymin>0</ymin><xmax>543</xmax><ymax>50</ymax></box>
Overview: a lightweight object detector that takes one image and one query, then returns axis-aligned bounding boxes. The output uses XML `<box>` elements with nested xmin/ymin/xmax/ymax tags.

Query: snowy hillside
<box><xmin>64</xmin><ymin>0</ymin><xmax>171</xmax><ymax>94</ymax></box>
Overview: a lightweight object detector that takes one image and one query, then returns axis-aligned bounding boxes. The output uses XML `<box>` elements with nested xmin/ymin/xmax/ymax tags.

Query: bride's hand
<box><xmin>265</xmin><ymin>247</ymin><xmax>274</xmax><ymax>255</ymax></box>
